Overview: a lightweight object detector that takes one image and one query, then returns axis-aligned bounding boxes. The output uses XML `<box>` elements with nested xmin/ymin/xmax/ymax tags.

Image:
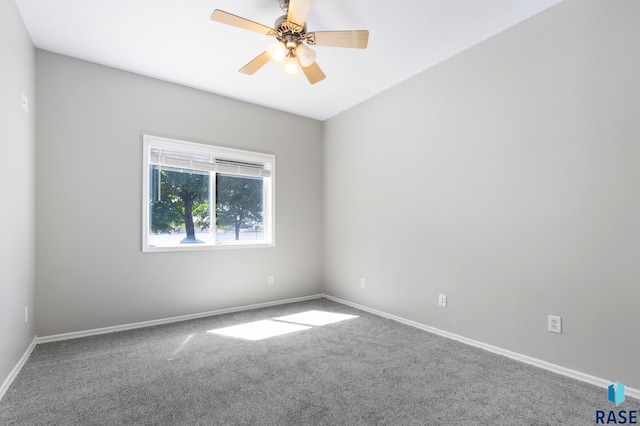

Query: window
<box><xmin>142</xmin><ymin>135</ymin><xmax>274</xmax><ymax>252</ymax></box>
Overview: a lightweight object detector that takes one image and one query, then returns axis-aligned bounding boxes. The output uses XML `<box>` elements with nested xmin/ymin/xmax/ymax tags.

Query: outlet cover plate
<box><xmin>548</xmin><ymin>315</ymin><xmax>562</xmax><ymax>333</ymax></box>
<box><xmin>438</xmin><ymin>294</ymin><xmax>447</xmax><ymax>307</ymax></box>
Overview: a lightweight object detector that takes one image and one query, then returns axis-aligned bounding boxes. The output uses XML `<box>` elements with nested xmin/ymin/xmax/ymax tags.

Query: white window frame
<box><xmin>142</xmin><ymin>134</ymin><xmax>275</xmax><ymax>252</ymax></box>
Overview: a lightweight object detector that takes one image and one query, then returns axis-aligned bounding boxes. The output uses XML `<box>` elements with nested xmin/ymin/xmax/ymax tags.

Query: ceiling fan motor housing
<box><xmin>275</xmin><ymin>15</ymin><xmax>306</xmax><ymax>35</ymax></box>
<box><xmin>274</xmin><ymin>15</ymin><xmax>308</xmax><ymax>49</ymax></box>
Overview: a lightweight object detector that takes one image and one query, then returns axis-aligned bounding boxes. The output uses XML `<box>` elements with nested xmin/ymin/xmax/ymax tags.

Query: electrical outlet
<box><xmin>438</xmin><ymin>294</ymin><xmax>447</xmax><ymax>308</ymax></box>
<box><xmin>267</xmin><ymin>275</ymin><xmax>274</xmax><ymax>285</ymax></box>
<box><xmin>25</xmin><ymin>306</ymin><xmax>28</xmax><ymax>323</ymax></box>
<box><xmin>360</xmin><ymin>278</ymin><xmax>366</xmax><ymax>288</ymax></box>
<box><xmin>22</xmin><ymin>93</ymin><xmax>28</xmax><ymax>112</ymax></box>
<box><xmin>548</xmin><ymin>315</ymin><xmax>562</xmax><ymax>333</ymax></box>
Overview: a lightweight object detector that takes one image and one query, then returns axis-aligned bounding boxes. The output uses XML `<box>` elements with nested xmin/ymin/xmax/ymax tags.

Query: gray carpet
<box><xmin>1</xmin><ymin>298</ymin><xmax>637</xmax><ymax>425</ymax></box>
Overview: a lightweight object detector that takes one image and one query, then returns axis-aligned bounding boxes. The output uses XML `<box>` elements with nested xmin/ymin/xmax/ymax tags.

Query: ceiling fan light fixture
<box><xmin>210</xmin><ymin>0</ymin><xmax>369</xmax><ymax>85</ymax></box>
<box><xmin>283</xmin><ymin>54</ymin><xmax>299</xmax><ymax>75</ymax></box>
<box><xmin>296</xmin><ymin>43</ymin><xmax>316</xmax><ymax>67</ymax></box>
<box><xmin>266</xmin><ymin>42</ymin><xmax>287</xmax><ymax>65</ymax></box>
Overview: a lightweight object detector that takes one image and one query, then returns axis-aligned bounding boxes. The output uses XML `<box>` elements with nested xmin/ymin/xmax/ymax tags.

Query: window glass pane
<box><xmin>148</xmin><ymin>165</ymin><xmax>212</xmax><ymax>246</ymax></box>
<box><xmin>216</xmin><ymin>174</ymin><xmax>264</xmax><ymax>242</ymax></box>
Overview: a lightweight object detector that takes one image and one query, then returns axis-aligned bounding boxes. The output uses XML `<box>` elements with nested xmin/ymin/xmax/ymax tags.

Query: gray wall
<box><xmin>35</xmin><ymin>51</ymin><xmax>323</xmax><ymax>336</ymax></box>
<box><xmin>323</xmin><ymin>0</ymin><xmax>640</xmax><ymax>389</ymax></box>
<box><xmin>0</xmin><ymin>0</ymin><xmax>36</xmax><ymax>388</ymax></box>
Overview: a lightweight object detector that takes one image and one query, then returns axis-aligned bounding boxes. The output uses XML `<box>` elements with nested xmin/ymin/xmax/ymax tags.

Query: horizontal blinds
<box><xmin>149</xmin><ymin>148</ymin><xmax>271</xmax><ymax>178</ymax></box>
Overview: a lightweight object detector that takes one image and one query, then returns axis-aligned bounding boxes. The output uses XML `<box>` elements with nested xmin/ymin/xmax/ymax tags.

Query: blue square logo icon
<box><xmin>608</xmin><ymin>381</ymin><xmax>625</xmax><ymax>406</ymax></box>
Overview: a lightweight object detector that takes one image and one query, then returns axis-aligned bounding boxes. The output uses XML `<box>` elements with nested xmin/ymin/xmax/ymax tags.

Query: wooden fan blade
<box><xmin>307</xmin><ymin>30</ymin><xmax>369</xmax><ymax>49</ymax></box>
<box><xmin>211</xmin><ymin>10</ymin><xmax>277</xmax><ymax>36</ymax></box>
<box><xmin>287</xmin><ymin>0</ymin><xmax>314</xmax><ymax>27</ymax></box>
<box><xmin>239</xmin><ymin>51</ymin><xmax>270</xmax><ymax>75</ymax></box>
<box><xmin>298</xmin><ymin>58</ymin><xmax>326</xmax><ymax>84</ymax></box>
<box><xmin>308</xmin><ymin>30</ymin><xmax>369</xmax><ymax>49</ymax></box>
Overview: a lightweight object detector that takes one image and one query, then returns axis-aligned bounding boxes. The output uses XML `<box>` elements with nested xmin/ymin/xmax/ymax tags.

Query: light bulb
<box><xmin>266</xmin><ymin>42</ymin><xmax>286</xmax><ymax>65</ymax></box>
<box><xmin>283</xmin><ymin>55</ymin><xmax>299</xmax><ymax>75</ymax></box>
<box><xmin>296</xmin><ymin>43</ymin><xmax>316</xmax><ymax>68</ymax></box>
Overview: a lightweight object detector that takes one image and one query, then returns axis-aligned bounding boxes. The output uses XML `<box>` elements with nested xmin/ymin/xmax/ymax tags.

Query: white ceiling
<box><xmin>15</xmin><ymin>0</ymin><xmax>562</xmax><ymax>121</ymax></box>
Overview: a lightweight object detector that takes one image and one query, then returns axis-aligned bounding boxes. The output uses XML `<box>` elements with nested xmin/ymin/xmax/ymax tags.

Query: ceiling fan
<box><xmin>210</xmin><ymin>0</ymin><xmax>369</xmax><ymax>84</ymax></box>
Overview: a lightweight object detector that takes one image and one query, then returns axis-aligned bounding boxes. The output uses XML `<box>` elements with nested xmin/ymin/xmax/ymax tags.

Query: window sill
<box><xmin>142</xmin><ymin>241</ymin><xmax>275</xmax><ymax>253</ymax></box>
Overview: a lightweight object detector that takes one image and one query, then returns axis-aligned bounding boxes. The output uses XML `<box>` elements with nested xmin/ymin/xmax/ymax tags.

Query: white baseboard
<box><xmin>323</xmin><ymin>294</ymin><xmax>640</xmax><ymax>401</ymax></box>
<box><xmin>0</xmin><ymin>336</ymin><xmax>37</xmax><ymax>402</ymax></box>
<box><xmin>37</xmin><ymin>294</ymin><xmax>324</xmax><ymax>344</ymax></box>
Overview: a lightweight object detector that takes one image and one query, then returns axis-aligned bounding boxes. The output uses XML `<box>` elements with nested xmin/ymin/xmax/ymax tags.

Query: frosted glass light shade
<box><xmin>283</xmin><ymin>56</ymin><xmax>299</xmax><ymax>75</ymax></box>
<box><xmin>296</xmin><ymin>43</ymin><xmax>316</xmax><ymax>67</ymax></box>
<box><xmin>266</xmin><ymin>42</ymin><xmax>286</xmax><ymax>65</ymax></box>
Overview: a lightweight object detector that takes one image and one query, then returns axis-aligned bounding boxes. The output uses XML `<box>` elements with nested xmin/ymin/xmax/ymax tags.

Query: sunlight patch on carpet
<box><xmin>208</xmin><ymin>320</ymin><xmax>311</xmax><ymax>341</ymax></box>
<box><xmin>273</xmin><ymin>310</ymin><xmax>359</xmax><ymax>326</ymax></box>
<box><xmin>207</xmin><ymin>310</ymin><xmax>359</xmax><ymax>341</ymax></box>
